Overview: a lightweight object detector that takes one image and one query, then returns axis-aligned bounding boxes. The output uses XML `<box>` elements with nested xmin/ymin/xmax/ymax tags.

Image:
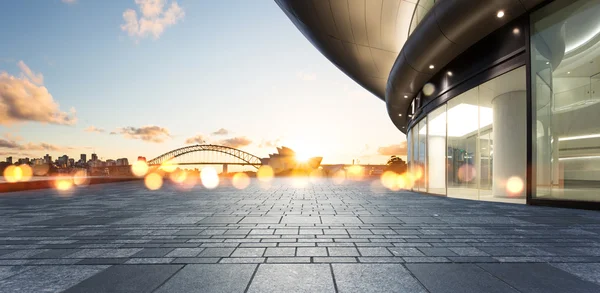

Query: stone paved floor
<box><xmin>1</xmin><ymin>178</ymin><xmax>600</xmax><ymax>292</ymax></box>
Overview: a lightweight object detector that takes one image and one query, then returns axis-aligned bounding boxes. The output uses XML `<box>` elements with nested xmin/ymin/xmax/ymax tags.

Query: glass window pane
<box><xmin>417</xmin><ymin>119</ymin><xmax>427</xmax><ymax>191</ymax></box>
<box><xmin>531</xmin><ymin>0</ymin><xmax>600</xmax><ymax>202</ymax></box>
<box><xmin>427</xmin><ymin>105</ymin><xmax>446</xmax><ymax>195</ymax></box>
<box><xmin>447</xmin><ymin>88</ymin><xmax>479</xmax><ymax>200</ymax></box>
<box><xmin>412</xmin><ymin>127</ymin><xmax>419</xmax><ymax>190</ymax></box>
<box><xmin>479</xmin><ymin>67</ymin><xmax>527</xmax><ymax>203</ymax></box>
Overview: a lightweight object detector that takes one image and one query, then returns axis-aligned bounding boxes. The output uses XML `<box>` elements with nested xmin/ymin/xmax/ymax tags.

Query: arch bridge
<box><xmin>147</xmin><ymin>144</ymin><xmax>263</xmax><ymax>171</ymax></box>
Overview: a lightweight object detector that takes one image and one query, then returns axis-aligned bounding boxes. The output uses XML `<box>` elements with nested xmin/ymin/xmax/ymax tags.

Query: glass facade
<box><xmin>408</xmin><ymin>67</ymin><xmax>526</xmax><ymax>204</ymax></box>
<box><xmin>404</xmin><ymin>0</ymin><xmax>600</xmax><ymax>207</ymax></box>
<box><xmin>531</xmin><ymin>0</ymin><xmax>600</xmax><ymax>202</ymax></box>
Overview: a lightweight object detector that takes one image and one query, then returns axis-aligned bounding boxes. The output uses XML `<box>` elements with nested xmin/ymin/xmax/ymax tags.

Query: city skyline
<box><xmin>0</xmin><ymin>0</ymin><xmax>407</xmax><ymax>165</ymax></box>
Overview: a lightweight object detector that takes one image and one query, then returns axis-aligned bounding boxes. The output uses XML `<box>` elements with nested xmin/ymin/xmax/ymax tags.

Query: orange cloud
<box><xmin>84</xmin><ymin>126</ymin><xmax>105</xmax><ymax>133</ymax></box>
<box><xmin>219</xmin><ymin>137</ymin><xmax>252</xmax><ymax>148</ymax></box>
<box><xmin>118</xmin><ymin>125</ymin><xmax>171</xmax><ymax>143</ymax></box>
<box><xmin>0</xmin><ymin>61</ymin><xmax>76</xmax><ymax>126</ymax></box>
<box><xmin>377</xmin><ymin>142</ymin><xmax>408</xmax><ymax>156</ymax></box>
<box><xmin>211</xmin><ymin>128</ymin><xmax>229</xmax><ymax>136</ymax></box>
<box><xmin>185</xmin><ymin>134</ymin><xmax>206</xmax><ymax>144</ymax></box>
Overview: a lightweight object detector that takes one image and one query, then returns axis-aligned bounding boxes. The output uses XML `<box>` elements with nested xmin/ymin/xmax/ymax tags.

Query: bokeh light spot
<box><xmin>200</xmin><ymin>167</ymin><xmax>219</xmax><ymax>189</ymax></box>
<box><xmin>144</xmin><ymin>173</ymin><xmax>163</xmax><ymax>190</ymax></box>
<box><xmin>54</xmin><ymin>178</ymin><xmax>74</xmax><ymax>191</ymax></box>
<box><xmin>232</xmin><ymin>172</ymin><xmax>251</xmax><ymax>190</ymax></box>
<box><xmin>257</xmin><ymin>166</ymin><xmax>274</xmax><ymax>183</ymax></box>
<box><xmin>423</xmin><ymin>83</ymin><xmax>436</xmax><ymax>96</ymax></box>
<box><xmin>131</xmin><ymin>160</ymin><xmax>149</xmax><ymax>177</ymax></box>
<box><xmin>73</xmin><ymin>170</ymin><xmax>90</xmax><ymax>186</ymax></box>
<box><xmin>160</xmin><ymin>161</ymin><xmax>178</xmax><ymax>173</ymax></box>
<box><xmin>506</xmin><ymin>176</ymin><xmax>524</xmax><ymax>195</ymax></box>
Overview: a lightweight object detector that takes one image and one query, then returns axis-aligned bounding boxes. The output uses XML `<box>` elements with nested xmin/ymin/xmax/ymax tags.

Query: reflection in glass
<box><xmin>531</xmin><ymin>0</ymin><xmax>600</xmax><ymax>202</ymax></box>
<box><xmin>417</xmin><ymin>119</ymin><xmax>427</xmax><ymax>191</ymax></box>
<box><xmin>426</xmin><ymin>105</ymin><xmax>446</xmax><ymax>195</ymax></box>
<box><xmin>447</xmin><ymin>88</ymin><xmax>479</xmax><ymax>200</ymax></box>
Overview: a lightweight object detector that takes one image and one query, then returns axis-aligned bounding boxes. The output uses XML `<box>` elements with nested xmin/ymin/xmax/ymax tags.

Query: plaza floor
<box><xmin>1</xmin><ymin>178</ymin><xmax>600</xmax><ymax>292</ymax></box>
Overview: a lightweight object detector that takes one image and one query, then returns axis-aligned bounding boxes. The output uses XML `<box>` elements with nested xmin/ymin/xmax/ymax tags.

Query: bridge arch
<box><xmin>147</xmin><ymin>144</ymin><xmax>262</xmax><ymax>168</ymax></box>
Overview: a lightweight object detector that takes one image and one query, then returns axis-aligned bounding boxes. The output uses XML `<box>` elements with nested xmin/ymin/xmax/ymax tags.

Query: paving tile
<box><xmin>198</xmin><ymin>247</ymin><xmax>235</xmax><ymax>257</ymax></box>
<box><xmin>266</xmin><ymin>257</ymin><xmax>311</xmax><ymax>263</ymax></box>
<box><xmin>231</xmin><ymin>248</ymin><xmax>265</xmax><ymax>257</ymax></box>
<box><xmin>389</xmin><ymin>247</ymin><xmax>425</xmax><ymax>257</ymax></box>
<box><xmin>247</xmin><ymin>264</ymin><xmax>335</xmax><ymax>293</ymax></box>
<box><xmin>296</xmin><ymin>247</ymin><xmax>327</xmax><ymax>257</ymax></box>
<box><xmin>165</xmin><ymin>248</ymin><xmax>204</xmax><ymax>257</ymax></box>
<box><xmin>552</xmin><ymin>263</ymin><xmax>600</xmax><ymax>286</ymax></box>
<box><xmin>155</xmin><ymin>264</ymin><xmax>255</xmax><ymax>292</ymax></box>
<box><xmin>132</xmin><ymin>248</ymin><xmax>174</xmax><ymax>258</ymax></box>
<box><xmin>328</xmin><ymin>247</ymin><xmax>359</xmax><ymax>256</ymax></box>
<box><xmin>0</xmin><ymin>265</ymin><xmax>108</xmax><ymax>293</ymax></box>
<box><xmin>479</xmin><ymin>263</ymin><xmax>600</xmax><ymax>293</ymax></box>
<box><xmin>0</xmin><ymin>266</ymin><xmax>32</xmax><ymax>281</ymax></box>
<box><xmin>76</xmin><ymin>258</ymin><xmax>128</xmax><ymax>265</ymax></box>
<box><xmin>418</xmin><ymin>247</ymin><xmax>458</xmax><ymax>257</ymax></box>
<box><xmin>406</xmin><ymin>263</ymin><xmax>519</xmax><ymax>293</ymax></box>
<box><xmin>333</xmin><ymin>264</ymin><xmax>426</xmax><ymax>292</ymax></box>
<box><xmin>63</xmin><ymin>264</ymin><xmax>183</xmax><ymax>293</ymax></box>
<box><xmin>264</xmin><ymin>247</ymin><xmax>295</xmax><ymax>257</ymax></box>
<box><xmin>358</xmin><ymin>247</ymin><xmax>393</xmax><ymax>256</ymax></box>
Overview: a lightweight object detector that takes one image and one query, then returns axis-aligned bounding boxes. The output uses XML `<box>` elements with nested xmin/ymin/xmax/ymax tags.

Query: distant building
<box><xmin>58</xmin><ymin>155</ymin><xmax>69</xmax><ymax>168</ymax></box>
<box><xmin>6</xmin><ymin>157</ymin><xmax>12</xmax><ymax>164</ymax></box>
<box><xmin>137</xmin><ymin>156</ymin><xmax>146</xmax><ymax>162</ymax></box>
<box><xmin>260</xmin><ymin>146</ymin><xmax>322</xmax><ymax>174</ymax></box>
<box><xmin>105</xmin><ymin>159</ymin><xmax>116</xmax><ymax>167</ymax></box>
<box><xmin>68</xmin><ymin>158</ymin><xmax>75</xmax><ymax>167</ymax></box>
<box><xmin>44</xmin><ymin>154</ymin><xmax>52</xmax><ymax>164</ymax></box>
<box><xmin>91</xmin><ymin>153</ymin><xmax>98</xmax><ymax>161</ymax></box>
<box><xmin>116</xmin><ymin>158</ymin><xmax>129</xmax><ymax>166</ymax></box>
<box><xmin>80</xmin><ymin>154</ymin><xmax>87</xmax><ymax>163</ymax></box>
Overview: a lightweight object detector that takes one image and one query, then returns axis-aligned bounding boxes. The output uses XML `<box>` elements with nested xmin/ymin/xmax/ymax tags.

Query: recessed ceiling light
<box><xmin>567</xmin><ymin>71</ymin><xmax>571</xmax><ymax>74</ymax></box>
<box><xmin>545</xmin><ymin>62</ymin><xmax>549</xmax><ymax>65</ymax></box>
<box><xmin>447</xmin><ymin>71</ymin><xmax>453</xmax><ymax>76</ymax></box>
<box><xmin>403</xmin><ymin>95</ymin><xmax>408</xmax><ymax>98</ymax></box>
<box><xmin>398</xmin><ymin>114</ymin><xmax>402</xmax><ymax>117</ymax></box>
<box><xmin>512</xmin><ymin>28</ymin><xmax>520</xmax><ymax>34</ymax></box>
<box><xmin>497</xmin><ymin>10</ymin><xmax>505</xmax><ymax>18</ymax></box>
<box><xmin>408</xmin><ymin>114</ymin><xmax>412</xmax><ymax>118</ymax></box>
<box><xmin>429</xmin><ymin>65</ymin><xmax>435</xmax><ymax>69</ymax></box>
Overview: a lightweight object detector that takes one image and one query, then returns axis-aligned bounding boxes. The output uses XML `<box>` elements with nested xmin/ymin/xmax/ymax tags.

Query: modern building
<box><xmin>91</xmin><ymin>153</ymin><xmax>98</xmax><ymax>161</ymax></box>
<box><xmin>116</xmin><ymin>158</ymin><xmax>129</xmax><ymax>166</ymax></box>
<box><xmin>277</xmin><ymin>0</ymin><xmax>600</xmax><ymax>209</ymax></box>
<box><xmin>80</xmin><ymin>154</ymin><xmax>87</xmax><ymax>163</ymax></box>
<box><xmin>6</xmin><ymin>157</ymin><xmax>12</xmax><ymax>164</ymax></box>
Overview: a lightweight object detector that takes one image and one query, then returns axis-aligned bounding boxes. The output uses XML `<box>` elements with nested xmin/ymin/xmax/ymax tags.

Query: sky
<box><xmin>0</xmin><ymin>0</ymin><xmax>407</xmax><ymax>166</ymax></box>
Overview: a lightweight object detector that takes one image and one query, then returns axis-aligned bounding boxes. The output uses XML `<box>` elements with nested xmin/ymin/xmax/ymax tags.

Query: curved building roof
<box><xmin>277</xmin><ymin>0</ymin><xmax>544</xmax><ymax>133</ymax></box>
<box><xmin>275</xmin><ymin>0</ymin><xmax>418</xmax><ymax>100</ymax></box>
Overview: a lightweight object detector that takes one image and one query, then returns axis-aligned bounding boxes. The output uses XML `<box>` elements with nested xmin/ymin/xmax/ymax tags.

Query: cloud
<box><xmin>185</xmin><ymin>134</ymin><xmax>206</xmax><ymax>144</ymax></box>
<box><xmin>61</xmin><ymin>0</ymin><xmax>77</xmax><ymax>4</ymax></box>
<box><xmin>121</xmin><ymin>0</ymin><xmax>185</xmax><ymax>41</ymax></box>
<box><xmin>117</xmin><ymin>125</ymin><xmax>171</xmax><ymax>143</ymax></box>
<box><xmin>0</xmin><ymin>138</ymin><xmax>61</xmax><ymax>152</ymax></box>
<box><xmin>219</xmin><ymin>137</ymin><xmax>252</xmax><ymax>148</ymax></box>
<box><xmin>0</xmin><ymin>61</ymin><xmax>77</xmax><ymax>126</ymax></box>
<box><xmin>377</xmin><ymin>142</ymin><xmax>408</xmax><ymax>156</ymax></box>
<box><xmin>211</xmin><ymin>128</ymin><xmax>229</xmax><ymax>136</ymax></box>
<box><xmin>259</xmin><ymin>138</ymin><xmax>281</xmax><ymax>148</ymax></box>
<box><xmin>84</xmin><ymin>126</ymin><xmax>105</xmax><ymax>133</ymax></box>
<box><xmin>296</xmin><ymin>71</ymin><xmax>316</xmax><ymax>81</ymax></box>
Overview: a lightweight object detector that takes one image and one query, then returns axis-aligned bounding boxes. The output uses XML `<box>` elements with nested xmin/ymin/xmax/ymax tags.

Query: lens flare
<box><xmin>169</xmin><ymin>169</ymin><xmax>188</xmax><ymax>184</ymax></box>
<box><xmin>414</xmin><ymin>166</ymin><xmax>423</xmax><ymax>180</ymax></box>
<box><xmin>257</xmin><ymin>166</ymin><xmax>274</xmax><ymax>183</ymax></box>
<box><xmin>160</xmin><ymin>161</ymin><xmax>178</xmax><ymax>173</ymax></box>
<box><xmin>423</xmin><ymin>83</ymin><xmax>436</xmax><ymax>96</ymax></box>
<box><xmin>232</xmin><ymin>172</ymin><xmax>251</xmax><ymax>190</ymax></box>
<box><xmin>3</xmin><ymin>165</ymin><xmax>19</xmax><ymax>183</ymax></box>
<box><xmin>54</xmin><ymin>177</ymin><xmax>74</xmax><ymax>191</ymax></box>
<box><xmin>131</xmin><ymin>160</ymin><xmax>149</xmax><ymax>177</ymax></box>
<box><xmin>18</xmin><ymin>165</ymin><xmax>33</xmax><ymax>182</ymax></box>
<box><xmin>309</xmin><ymin>169</ymin><xmax>324</xmax><ymax>183</ymax></box>
<box><xmin>347</xmin><ymin>165</ymin><xmax>365</xmax><ymax>181</ymax></box>
<box><xmin>181</xmin><ymin>172</ymin><xmax>199</xmax><ymax>190</ymax></box>
<box><xmin>331</xmin><ymin>170</ymin><xmax>346</xmax><ymax>185</ymax></box>
<box><xmin>144</xmin><ymin>173</ymin><xmax>163</xmax><ymax>190</ymax></box>
<box><xmin>457</xmin><ymin>164</ymin><xmax>476</xmax><ymax>182</ymax></box>
<box><xmin>506</xmin><ymin>176</ymin><xmax>524</xmax><ymax>195</ymax></box>
<box><xmin>73</xmin><ymin>170</ymin><xmax>90</xmax><ymax>186</ymax></box>
<box><xmin>200</xmin><ymin>167</ymin><xmax>219</xmax><ymax>189</ymax></box>
<box><xmin>381</xmin><ymin>171</ymin><xmax>399</xmax><ymax>190</ymax></box>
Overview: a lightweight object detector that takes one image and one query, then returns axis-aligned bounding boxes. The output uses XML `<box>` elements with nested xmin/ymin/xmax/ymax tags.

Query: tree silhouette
<box><xmin>385</xmin><ymin>155</ymin><xmax>407</xmax><ymax>174</ymax></box>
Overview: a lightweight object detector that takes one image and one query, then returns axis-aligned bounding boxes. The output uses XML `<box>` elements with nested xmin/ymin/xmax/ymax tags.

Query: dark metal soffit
<box><xmin>386</xmin><ymin>0</ymin><xmax>545</xmax><ymax>134</ymax></box>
